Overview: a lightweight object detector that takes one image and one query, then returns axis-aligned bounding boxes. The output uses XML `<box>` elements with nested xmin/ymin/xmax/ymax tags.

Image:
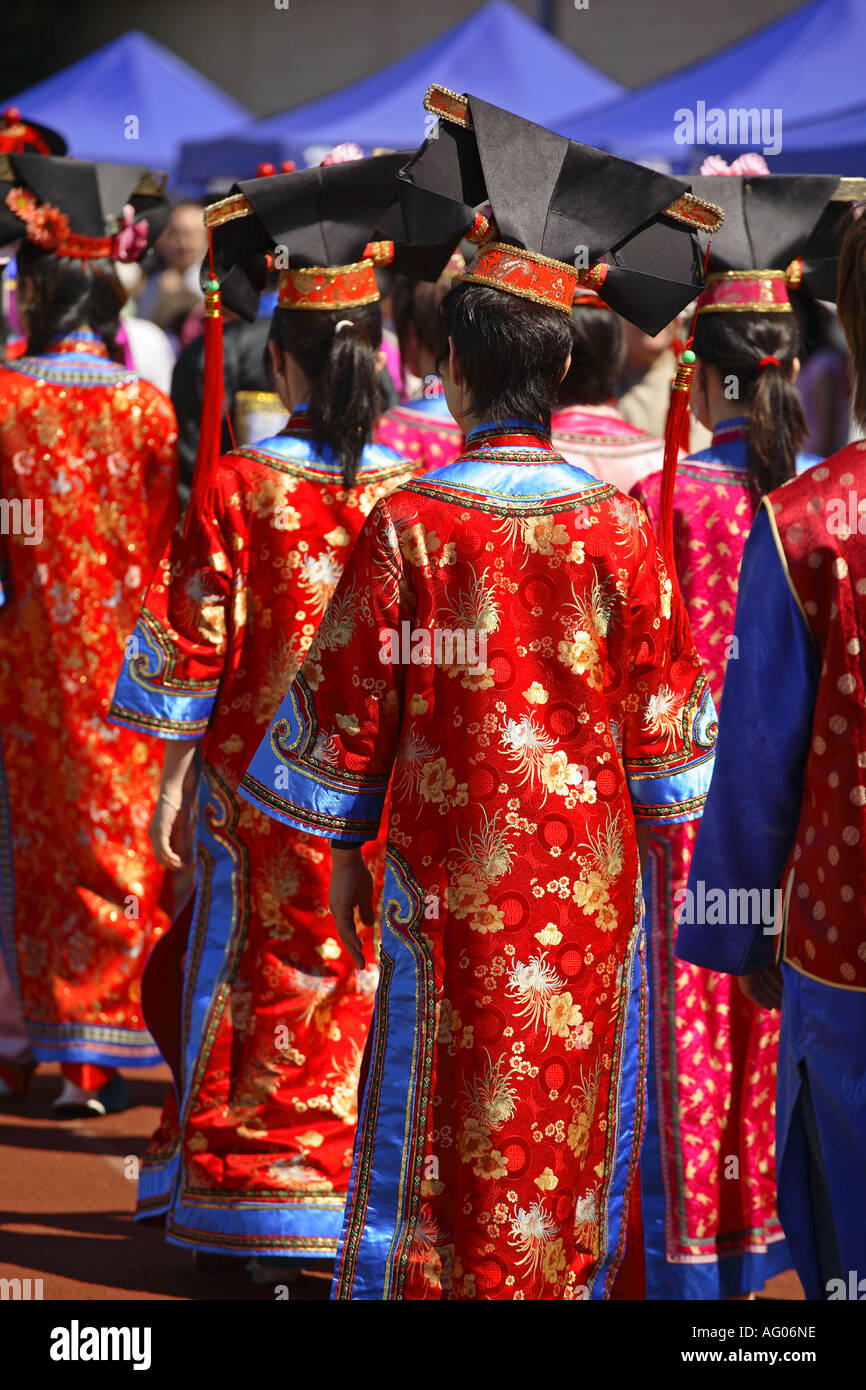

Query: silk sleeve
<box><xmin>622</xmin><ymin>514</ymin><xmax>717</xmax><ymax>825</ymax></box>
<box><xmin>108</xmin><ymin>482</ymin><xmax>233</xmax><ymax>740</ymax></box>
<box><xmin>240</xmin><ymin>498</ymin><xmax>407</xmax><ymax>842</ymax></box>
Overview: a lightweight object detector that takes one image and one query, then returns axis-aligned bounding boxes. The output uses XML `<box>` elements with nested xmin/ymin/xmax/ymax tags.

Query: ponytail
<box><xmin>746</xmin><ymin>353</ymin><xmax>807</xmax><ymax>495</ymax></box>
<box><xmin>17</xmin><ymin>240</ymin><xmax>123</xmax><ymax>360</ymax></box>
<box><xmin>692</xmin><ymin>310</ymin><xmax>805</xmax><ymax>495</ymax></box>
<box><xmin>270</xmin><ymin>302</ymin><xmax>383</xmax><ymax>486</ymax></box>
<box><xmin>837</xmin><ymin>208</ymin><xmax>866</xmax><ymax>431</ymax></box>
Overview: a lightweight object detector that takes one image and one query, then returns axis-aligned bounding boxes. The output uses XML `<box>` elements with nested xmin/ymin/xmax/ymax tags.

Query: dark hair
<box><xmin>837</xmin><ymin>210</ymin><xmax>866</xmax><ymax>431</ymax></box>
<box><xmin>692</xmin><ymin>309</ymin><xmax>805</xmax><ymax>494</ymax></box>
<box><xmin>557</xmin><ymin>305</ymin><xmax>625</xmax><ymax>407</ymax></box>
<box><xmin>270</xmin><ymin>300</ymin><xmax>383</xmax><ymax>486</ymax></box>
<box><xmin>17</xmin><ymin>240</ymin><xmax>123</xmax><ymax>359</ymax></box>
<box><xmin>436</xmin><ymin>281</ymin><xmax>572</xmax><ymax>431</ymax></box>
<box><xmin>392</xmin><ymin>274</ymin><xmax>451</xmax><ymax>361</ymax></box>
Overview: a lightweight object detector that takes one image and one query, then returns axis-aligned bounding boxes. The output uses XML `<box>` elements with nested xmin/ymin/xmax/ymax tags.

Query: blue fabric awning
<box><xmin>555</xmin><ymin>0</ymin><xmax>866</xmax><ymax>173</ymax></box>
<box><xmin>4</xmin><ymin>30</ymin><xmax>250</xmax><ymax>179</ymax></box>
<box><xmin>178</xmin><ymin>1</ymin><xmax>621</xmax><ymax>185</ymax></box>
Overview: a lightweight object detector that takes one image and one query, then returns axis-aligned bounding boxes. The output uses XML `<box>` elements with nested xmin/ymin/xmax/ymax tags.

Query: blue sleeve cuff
<box><xmin>626</xmin><ymin>683</ymin><xmax>717</xmax><ymax>823</ymax></box>
<box><xmin>108</xmin><ymin>615</ymin><xmax>218</xmax><ymax>739</ymax></box>
<box><xmin>239</xmin><ymin>679</ymin><xmax>388</xmax><ymax>840</ymax></box>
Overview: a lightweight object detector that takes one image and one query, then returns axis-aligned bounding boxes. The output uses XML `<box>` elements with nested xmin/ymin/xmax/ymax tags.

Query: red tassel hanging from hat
<box><xmin>183</xmin><ymin>269</ymin><xmax>224</xmax><ymax>538</ymax></box>
<box><xmin>659</xmin><ymin>244</ymin><xmax>713</xmax><ymax>649</ymax></box>
<box><xmin>659</xmin><ymin>346</ymin><xmax>695</xmax><ymax>650</ymax></box>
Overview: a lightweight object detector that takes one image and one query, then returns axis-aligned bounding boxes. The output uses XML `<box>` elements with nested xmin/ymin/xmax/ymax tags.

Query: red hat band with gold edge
<box><xmin>699</xmin><ymin>259</ymin><xmax>804</xmax><ymax>314</ymax></box>
<box><xmin>276</xmin><ymin>240</ymin><xmax>394</xmax><ymax>310</ymax></box>
<box><xmin>203</xmin><ymin>191</ymin><xmax>395</xmax><ymax>311</ymax></box>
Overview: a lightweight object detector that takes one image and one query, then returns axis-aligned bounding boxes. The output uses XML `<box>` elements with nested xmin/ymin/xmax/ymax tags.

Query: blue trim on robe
<box><xmin>135</xmin><ymin>1150</ymin><xmax>180</xmax><ymax>1224</ymax></box>
<box><xmin>419</xmin><ymin>457</ymin><xmax>605</xmax><ymax>501</ymax></box>
<box><xmin>684</xmin><ymin>425</ymin><xmax>821</xmax><ymax>477</ymax></box>
<box><xmin>587</xmin><ymin>915</ymin><xmax>648</xmax><ymax>1299</ymax></box>
<box><xmin>331</xmin><ymin>856</ymin><xmax>426</xmax><ymax>1299</ymax></box>
<box><xmin>677</xmin><ymin>508</ymin><xmax>819</xmax><ymax>974</ymax></box>
<box><xmin>144</xmin><ymin>768</ymin><xmax>343</xmax><ymax>1253</ymax></box>
<box><xmin>776</xmin><ymin>963</ymin><xmax>866</xmax><ymax>1301</ymax></box>
<box><xmin>240</xmin><ymin>428</ymin><xmax>405</xmax><ymax>478</ymax></box>
<box><xmin>239</xmin><ymin>680</ymin><xmax>388</xmax><ymax>842</ymax></box>
<box><xmin>627</xmin><ymin>680</ymin><xmax>717</xmax><ymax>824</ymax></box>
<box><xmin>109</xmin><ymin>616</ymin><xmax>219</xmax><ymax>738</ymax></box>
<box><xmin>25</xmin><ymin>1022</ymin><xmax>160</xmax><ymax>1068</ymax></box>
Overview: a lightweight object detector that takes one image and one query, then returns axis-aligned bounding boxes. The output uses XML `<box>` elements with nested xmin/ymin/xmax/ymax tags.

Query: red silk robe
<box><xmin>242</xmin><ymin>421</ymin><xmax>716</xmax><ymax>1298</ymax></box>
<box><xmin>110</xmin><ymin>407</ymin><xmax>419</xmax><ymax>1255</ymax></box>
<box><xmin>0</xmin><ymin>335</ymin><xmax>177</xmax><ymax>1069</ymax></box>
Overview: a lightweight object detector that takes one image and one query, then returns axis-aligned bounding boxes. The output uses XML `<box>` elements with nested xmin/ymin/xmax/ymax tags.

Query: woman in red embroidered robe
<box><xmin>243</xmin><ymin>283</ymin><xmax>717</xmax><ymax>1300</ymax></box>
<box><xmin>109</xmin><ymin>179</ymin><xmax>420</xmax><ymax>1260</ymax></box>
<box><xmin>0</xmin><ymin>155</ymin><xmax>177</xmax><ymax>1113</ymax></box>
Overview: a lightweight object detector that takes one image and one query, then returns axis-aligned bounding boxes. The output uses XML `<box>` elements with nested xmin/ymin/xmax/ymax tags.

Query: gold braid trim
<box><xmin>204</xmin><ymin>193</ymin><xmax>254</xmax><ymax>229</ymax></box>
<box><xmin>833</xmin><ymin>178</ymin><xmax>866</xmax><ymax>201</ymax></box>
<box><xmin>132</xmin><ymin>171</ymin><xmax>168</xmax><ymax>197</ymax></box>
<box><xmin>423</xmin><ymin>84</ymin><xmax>472</xmax><ymax>129</ymax></box>
<box><xmin>662</xmin><ymin>191</ymin><xmax>725</xmax><ymax>233</ymax></box>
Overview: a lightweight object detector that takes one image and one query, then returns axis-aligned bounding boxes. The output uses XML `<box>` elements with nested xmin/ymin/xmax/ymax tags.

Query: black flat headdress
<box><xmin>0</xmin><ymin>152</ymin><xmax>169</xmax><ymax>258</ymax></box>
<box><xmin>685</xmin><ymin>172</ymin><xmax>860</xmax><ymax>309</ymax></box>
<box><xmin>205</xmin><ymin>152</ymin><xmax>459</xmax><ymax>320</ymax></box>
<box><xmin>396</xmin><ymin>86</ymin><xmax>725</xmax><ymax>335</ymax></box>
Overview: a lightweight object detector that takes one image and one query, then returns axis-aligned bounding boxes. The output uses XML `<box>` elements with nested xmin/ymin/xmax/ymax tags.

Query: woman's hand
<box><xmin>738</xmin><ymin>964</ymin><xmax>784</xmax><ymax>1011</ymax></box>
<box><xmin>329</xmin><ymin>845</ymin><xmax>374</xmax><ymax>969</ymax></box>
<box><xmin>149</xmin><ymin>790</ymin><xmax>195</xmax><ymax>869</ymax></box>
<box><xmin>149</xmin><ymin>737</ymin><xmax>201</xmax><ymax>870</ymax></box>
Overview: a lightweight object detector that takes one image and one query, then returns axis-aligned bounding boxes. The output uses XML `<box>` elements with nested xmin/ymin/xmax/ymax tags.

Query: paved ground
<box><xmin>0</xmin><ymin>1063</ymin><xmax>803</xmax><ymax>1303</ymax></box>
<box><xmin>0</xmin><ymin>1064</ymin><xmax>329</xmax><ymax>1301</ymax></box>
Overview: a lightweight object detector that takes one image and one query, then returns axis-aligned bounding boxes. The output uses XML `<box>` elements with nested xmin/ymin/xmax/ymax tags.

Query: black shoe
<box><xmin>53</xmin><ymin>1074</ymin><xmax>129</xmax><ymax>1118</ymax></box>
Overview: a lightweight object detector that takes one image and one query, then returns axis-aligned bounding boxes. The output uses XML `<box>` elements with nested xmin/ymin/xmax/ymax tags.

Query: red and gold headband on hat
<box><xmin>204</xmin><ymin>190</ymin><xmax>395</xmax><ymax>310</ymax></box>
<box><xmin>276</xmin><ymin>239</ymin><xmax>394</xmax><ymax>310</ymax></box>
<box><xmin>461</xmin><ymin>239</ymin><xmax>610</xmax><ymax>313</ymax></box>
<box><xmin>699</xmin><ymin>259</ymin><xmax>804</xmax><ymax>314</ymax></box>
<box><xmin>4</xmin><ymin>186</ymin><xmax>150</xmax><ymax>261</ymax></box>
<box><xmin>449</xmin><ymin>205</ymin><xmax>611</xmax><ymax>313</ymax></box>
<box><xmin>696</xmin><ymin>156</ymin><xmax>801</xmax><ymax>315</ymax></box>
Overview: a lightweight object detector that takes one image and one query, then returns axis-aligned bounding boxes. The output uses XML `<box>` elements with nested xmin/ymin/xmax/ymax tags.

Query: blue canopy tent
<box><xmin>4</xmin><ymin>30</ymin><xmax>250</xmax><ymax>178</ymax></box>
<box><xmin>768</xmin><ymin>101</ymin><xmax>866</xmax><ymax>175</ymax></box>
<box><xmin>177</xmin><ymin>0</ymin><xmax>621</xmax><ymax>186</ymax></box>
<box><xmin>555</xmin><ymin>0</ymin><xmax>866</xmax><ymax>173</ymax></box>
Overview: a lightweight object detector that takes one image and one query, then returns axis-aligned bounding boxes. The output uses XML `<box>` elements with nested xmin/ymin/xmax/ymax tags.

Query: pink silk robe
<box><xmin>632</xmin><ymin>418</ymin><xmax>819</xmax><ymax>1296</ymax></box>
